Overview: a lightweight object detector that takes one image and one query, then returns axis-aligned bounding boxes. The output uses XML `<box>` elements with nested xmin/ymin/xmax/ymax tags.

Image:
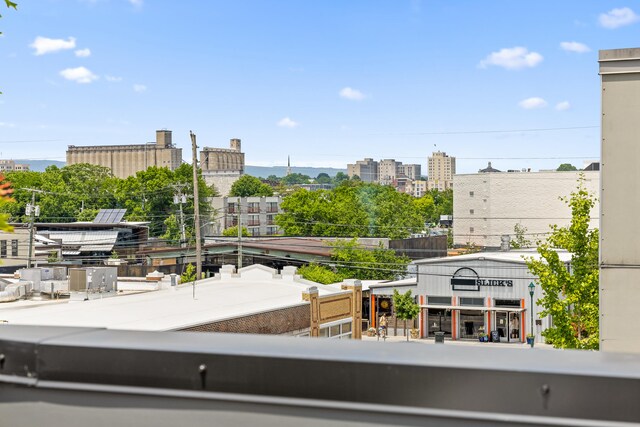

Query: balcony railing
<box><xmin>0</xmin><ymin>325</ymin><xmax>638</xmax><ymax>426</ymax></box>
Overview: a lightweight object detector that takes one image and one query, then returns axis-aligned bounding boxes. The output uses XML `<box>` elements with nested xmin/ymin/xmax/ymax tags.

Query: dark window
<box><xmin>459</xmin><ymin>297</ymin><xmax>484</xmax><ymax>306</ymax></box>
<box><xmin>428</xmin><ymin>296</ymin><xmax>451</xmax><ymax>306</ymax></box>
<box><xmin>0</xmin><ymin>240</ymin><xmax>6</xmax><ymax>257</ymax></box>
<box><xmin>11</xmin><ymin>240</ymin><xmax>18</xmax><ymax>257</ymax></box>
<box><xmin>494</xmin><ymin>299</ymin><xmax>521</xmax><ymax>307</ymax></box>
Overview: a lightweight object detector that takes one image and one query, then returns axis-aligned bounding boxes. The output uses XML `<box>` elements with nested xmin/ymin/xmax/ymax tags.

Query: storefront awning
<box><xmin>420</xmin><ymin>305</ymin><xmax>525</xmax><ymax>312</ymax></box>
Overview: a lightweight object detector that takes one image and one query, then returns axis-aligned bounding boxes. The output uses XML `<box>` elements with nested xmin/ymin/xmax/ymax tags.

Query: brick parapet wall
<box><xmin>178</xmin><ymin>303</ymin><xmax>310</xmax><ymax>335</ymax></box>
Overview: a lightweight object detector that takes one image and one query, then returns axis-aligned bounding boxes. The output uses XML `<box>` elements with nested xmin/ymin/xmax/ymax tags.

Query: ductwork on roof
<box><xmin>0</xmin><ymin>282</ymin><xmax>33</xmax><ymax>303</ymax></box>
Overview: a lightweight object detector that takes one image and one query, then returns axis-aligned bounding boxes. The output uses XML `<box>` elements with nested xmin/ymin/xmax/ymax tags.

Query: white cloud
<box><xmin>277</xmin><ymin>117</ymin><xmax>299</xmax><ymax>128</ymax></box>
<box><xmin>339</xmin><ymin>87</ymin><xmax>366</xmax><ymax>101</ymax></box>
<box><xmin>555</xmin><ymin>101</ymin><xmax>571</xmax><ymax>111</ymax></box>
<box><xmin>74</xmin><ymin>48</ymin><xmax>91</xmax><ymax>57</ymax></box>
<box><xmin>133</xmin><ymin>84</ymin><xmax>147</xmax><ymax>92</ymax></box>
<box><xmin>560</xmin><ymin>41</ymin><xmax>591</xmax><ymax>53</ymax></box>
<box><xmin>599</xmin><ymin>7</ymin><xmax>639</xmax><ymax>29</ymax></box>
<box><xmin>0</xmin><ymin>122</ymin><xmax>16</xmax><ymax>128</ymax></box>
<box><xmin>479</xmin><ymin>46</ymin><xmax>543</xmax><ymax>70</ymax></box>
<box><xmin>518</xmin><ymin>97</ymin><xmax>547</xmax><ymax>109</ymax></box>
<box><xmin>105</xmin><ymin>75</ymin><xmax>123</xmax><ymax>82</ymax></box>
<box><xmin>59</xmin><ymin>66</ymin><xmax>99</xmax><ymax>84</ymax></box>
<box><xmin>129</xmin><ymin>0</ymin><xmax>143</xmax><ymax>6</ymax></box>
<box><xmin>30</xmin><ymin>36</ymin><xmax>76</xmax><ymax>55</ymax></box>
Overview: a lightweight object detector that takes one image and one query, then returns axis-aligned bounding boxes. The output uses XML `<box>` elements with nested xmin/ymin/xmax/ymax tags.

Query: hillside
<box><xmin>12</xmin><ymin>160</ymin><xmax>346</xmax><ymax>178</ymax></box>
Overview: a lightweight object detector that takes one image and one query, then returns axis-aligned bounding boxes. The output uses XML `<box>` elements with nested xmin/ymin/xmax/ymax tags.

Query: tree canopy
<box><xmin>393</xmin><ymin>289</ymin><xmax>420</xmax><ymax>340</ymax></box>
<box><xmin>1</xmin><ymin>163</ymin><xmax>218</xmax><ymax>240</ymax></box>
<box><xmin>276</xmin><ymin>182</ymin><xmax>425</xmax><ymax>239</ymax></box>
<box><xmin>229</xmin><ymin>175</ymin><xmax>274</xmax><ymax>197</ymax></box>
<box><xmin>557</xmin><ymin>163</ymin><xmax>578</xmax><ymax>171</ymax></box>
<box><xmin>525</xmin><ymin>175</ymin><xmax>599</xmax><ymax>349</ymax></box>
<box><xmin>297</xmin><ymin>238</ymin><xmax>410</xmax><ymax>283</ymax></box>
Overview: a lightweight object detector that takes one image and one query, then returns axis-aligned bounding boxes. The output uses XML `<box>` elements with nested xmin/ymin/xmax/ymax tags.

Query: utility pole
<box><xmin>191</xmin><ymin>131</ymin><xmax>202</xmax><ymax>280</ymax></box>
<box><xmin>172</xmin><ymin>184</ymin><xmax>187</xmax><ymax>248</ymax></box>
<box><xmin>25</xmin><ymin>188</ymin><xmax>42</xmax><ymax>269</ymax></box>
<box><xmin>237</xmin><ymin>197</ymin><xmax>243</xmax><ymax>269</ymax></box>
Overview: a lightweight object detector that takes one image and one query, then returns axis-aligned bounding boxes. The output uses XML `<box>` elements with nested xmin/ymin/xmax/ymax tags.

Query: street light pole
<box><xmin>528</xmin><ymin>282</ymin><xmax>535</xmax><ymax>348</ymax></box>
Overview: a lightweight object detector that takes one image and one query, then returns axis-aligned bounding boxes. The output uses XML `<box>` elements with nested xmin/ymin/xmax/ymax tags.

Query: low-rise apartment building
<box><xmin>453</xmin><ymin>170</ymin><xmax>599</xmax><ymax>248</ymax></box>
<box><xmin>209</xmin><ymin>196</ymin><xmax>282</xmax><ymax>236</ymax></box>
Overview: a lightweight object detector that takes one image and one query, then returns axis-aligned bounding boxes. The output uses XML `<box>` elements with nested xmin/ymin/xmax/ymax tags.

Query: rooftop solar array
<box><xmin>93</xmin><ymin>209</ymin><xmax>126</xmax><ymax>224</ymax></box>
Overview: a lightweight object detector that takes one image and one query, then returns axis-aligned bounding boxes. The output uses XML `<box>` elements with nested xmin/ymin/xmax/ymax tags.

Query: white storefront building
<box><xmin>411</xmin><ymin>250</ymin><xmax>571</xmax><ymax>343</ymax></box>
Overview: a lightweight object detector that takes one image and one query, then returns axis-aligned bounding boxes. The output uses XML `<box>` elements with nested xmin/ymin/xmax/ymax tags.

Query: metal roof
<box><xmin>46</xmin><ymin>231</ymin><xmax>119</xmax><ymax>253</ymax></box>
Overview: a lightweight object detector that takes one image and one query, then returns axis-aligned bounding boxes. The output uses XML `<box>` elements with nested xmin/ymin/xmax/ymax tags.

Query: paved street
<box><xmin>361</xmin><ymin>333</ymin><xmax>555</xmax><ymax>349</ymax></box>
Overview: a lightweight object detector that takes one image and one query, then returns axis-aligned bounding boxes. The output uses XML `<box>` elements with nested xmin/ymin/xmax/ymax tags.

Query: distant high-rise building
<box><xmin>378</xmin><ymin>159</ymin><xmax>399</xmax><ymax>185</ymax></box>
<box><xmin>200</xmin><ymin>138</ymin><xmax>245</xmax><ymax>197</ymax></box>
<box><xmin>427</xmin><ymin>151</ymin><xmax>455</xmax><ymax>191</ymax></box>
<box><xmin>398</xmin><ymin>163</ymin><xmax>421</xmax><ymax>181</ymax></box>
<box><xmin>66</xmin><ymin>130</ymin><xmax>182</xmax><ymax>179</ymax></box>
<box><xmin>347</xmin><ymin>158</ymin><xmax>378</xmax><ymax>183</ymax></box>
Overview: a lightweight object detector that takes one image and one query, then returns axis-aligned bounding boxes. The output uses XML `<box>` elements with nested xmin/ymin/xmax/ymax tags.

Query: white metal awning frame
<box><xmin>420</xmin><ymin>305</ymin><xmax>525</xmax><ymax>312</ymax></box>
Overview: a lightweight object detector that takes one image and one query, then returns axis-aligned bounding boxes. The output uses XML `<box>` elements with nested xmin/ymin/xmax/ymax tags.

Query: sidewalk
<box><xmin>361</xmin><ymin>333</ymin><xmax>555</xmax><ymax>349</ymax></box>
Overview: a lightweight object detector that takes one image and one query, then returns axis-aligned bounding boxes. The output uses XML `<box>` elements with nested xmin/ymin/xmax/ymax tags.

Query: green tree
<box><xmin>393</xmin><ymin>289</ymin><xmax>420</xmax><ymax>341</ymax></box>
<box><xmin>229</xmin><ymin>175</ymin><xmax>274</xmax><ymax>197</ymax></box>
<box><xmin>525</xmin><ymin>175</ymin><xmax>599</xmax><ymax>349</ymax></box>
<box><xmin>180</xmin><ymin>263</ymin><xmax>197</xmax><ymax>283</ymax></box>
<box><xmin>510</xmin><ymin>223</ymin><xmax>531</xmax><ymax>249</ymax></box>
<box><xmin>315</xmin><ymin>173</ymin><xmax>332</xmax><ymax>184</ymax></box>
<box><xmin>222</xmin><ymin>226</ymin><xmax>249</xmax><ymax>237</ymax></box>
<box><xmin>276</xmin><ymin>183</ymin><xmax>423</xmax><ymax>239</ymax></box>
<box><xmin>557</xmin><ymin>163</ymin><xmax>578</xmax><ymax>171</ymax></box>
<box><xmin>333</xmin><ymin>172</ymin><xmax>349</xmax><ymax>185</ymax></box>
<box><xmin>297</xmin><ymin>263</ymin><xmax>343</xmax><ymax>284</ymax></box>
<box><xmin>161</xmin><ymin>214</ymin><xmax>183</xmax><ymax>245</ymax></box>
<box><xmin>281</xmin><ymin>173</ymin><xmax>311</xmax><ymax>186</ymax></box>
<box><xmin>330</xmin><ymin>239</ymin><xmax>410</xmax><ymax>281</ymax></box>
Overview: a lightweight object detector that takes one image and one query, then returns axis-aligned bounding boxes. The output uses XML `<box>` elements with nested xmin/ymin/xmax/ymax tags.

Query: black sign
<box><xmin>450</xmin><ymin>268</ymin><xmax>514</xmax><ymax>291</ymax></box>
<box><xmin>476</xmin><ymin>279</ymin><xmax>513</xmax><ymax>287</ymax></box>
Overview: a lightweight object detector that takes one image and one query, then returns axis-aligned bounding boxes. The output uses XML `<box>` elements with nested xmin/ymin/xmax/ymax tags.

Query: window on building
<box><xmin>227</xmin><ymin>202</ymin><xmax>237</xmax><ymax>214</ymax></box>
<box><xmin>266</xmin><ymin>202</ymin><xmax>278</xmax><ymax>213</ymax></box>
<box><xmin>470</xmin><ymin>227</ymin><xmax>474</xmax><ymax>233</ymax></box>
<box><xmin>318</xmin><ymin>319</ymin><xmax>353</xmax><ymax>339</ymax></box>
<box><xmin>249</xmin><ymin>227</ymin><xmax>260</xmax><ymax>236</ymax></box>
<box><xmin>494</xmin><ymin>299</ymin><xmax>521</xmax><ymax>307</ymax></box>
<box><xmin>428</xmin><ymin>296</ymin><xmax>451</xmax><ymax>306</ymax></box>
<box><xmin>11</xmin><ymin>240</ymin><xmax>18</xmax><ymax>257</ymax></box>
<box><xmin>248</xmin><ymin>214</ymin><xmax>260</xmax><ymax>226</ymax></box>
<box><xmin>459</xmin><ymin>297</ymin><xmax>485</xmax><ymax>306</ymax></box>
<box><xmin>0</xmin><ymin>240</ymin><xmax>6</xmax><ymax>257</ymax></box>
<box><xmin>470</xmin><ymin>209</ymin><xmax>474</xmax><ymax>215</ymax></box>
<box><xmin>469</xmin><ymin>191</ymin><xmax>474</xmax><ymax>197</ymax></box>
<box><xmin>247</xmin><ymin>202</ymin><xmax>260</xmax><ymax>213</ymax></box>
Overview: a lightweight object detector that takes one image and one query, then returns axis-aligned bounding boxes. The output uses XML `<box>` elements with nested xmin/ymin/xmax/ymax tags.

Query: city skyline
<box><xmin>0</xmin><ymin>1</ymin><xmax>638</xmax><ymax>173</ymax></box>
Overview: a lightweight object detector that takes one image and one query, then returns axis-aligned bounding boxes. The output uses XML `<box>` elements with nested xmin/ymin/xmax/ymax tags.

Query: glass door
<box><xmin>495</xmin><ymin>311</ymin><xmax>508</xmax><ymax>342</ymax></box>
<box><xmin>508</xmin><ymin>312</ymin><xmax>520</xmax><ymax>341</ymax></box>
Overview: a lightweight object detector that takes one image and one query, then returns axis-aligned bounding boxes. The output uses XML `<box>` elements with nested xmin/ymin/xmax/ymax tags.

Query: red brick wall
<box><xmin>178</xmin><ymin>303</ymin><xmax>311</xmax><ymax>335</ymax></box>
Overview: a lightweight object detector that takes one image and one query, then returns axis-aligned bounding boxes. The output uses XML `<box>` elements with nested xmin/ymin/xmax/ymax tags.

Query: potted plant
<box><xmin>478</xmin><ymin>332</ymin><xmax>488</xmax><ymax>342</ymax></box>
<box><xmin>526</xmin><ymin>333</ymin><xmax>535</xmax><ymax>347</ymax></box>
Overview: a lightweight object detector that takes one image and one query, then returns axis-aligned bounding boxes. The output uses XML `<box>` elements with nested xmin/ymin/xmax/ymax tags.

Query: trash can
<box><xmin>435</xmin><ymin>332</ymin><xmax>445</xmax><ymax>343</ymax></box>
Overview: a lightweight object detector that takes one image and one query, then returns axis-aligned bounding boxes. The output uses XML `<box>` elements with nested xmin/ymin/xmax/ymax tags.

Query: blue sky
<box><xmin>0</xmin><ymin>1</ymin><xmax>639</xmax><ymax>173</ymax></box>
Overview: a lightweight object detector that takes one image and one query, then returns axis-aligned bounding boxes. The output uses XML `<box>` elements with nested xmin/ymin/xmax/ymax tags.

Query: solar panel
<box><xmin>93</xmin><ymin>209</ymin><xmax>127</xmax><ymax>224</ymax></box>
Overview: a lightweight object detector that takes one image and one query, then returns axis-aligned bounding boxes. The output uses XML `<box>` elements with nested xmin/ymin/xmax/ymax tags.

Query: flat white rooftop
<box><xmin>0</xmin><ymin>265</ymin><xmax>347</xmax><ymax>332</ymax></box>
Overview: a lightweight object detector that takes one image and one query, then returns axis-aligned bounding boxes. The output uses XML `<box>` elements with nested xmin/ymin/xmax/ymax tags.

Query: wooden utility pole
<box><xmin>191</xmin><ymin>131</ymin><xmax>202</xmax><ymax>280</ymax></box>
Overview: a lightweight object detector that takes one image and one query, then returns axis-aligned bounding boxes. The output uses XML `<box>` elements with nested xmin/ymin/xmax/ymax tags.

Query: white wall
<box><xmin>453</xmin><ymin>171</ymin><xmax>599</xmax><ymax>248</ymax></box>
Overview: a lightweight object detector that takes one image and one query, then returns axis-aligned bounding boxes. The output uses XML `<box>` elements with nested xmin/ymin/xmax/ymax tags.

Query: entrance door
<box><xmin>508</xmin><ymin>312</ymin><xmax>520</xmax><ymax>341</ymax></box>
<box><xmin>495</xmin><ymin>311</ymin><xmax>508</xmax><ymax>342</ymax></box>
<box><xmin>427</xmin><ymin>309</ymin><xmax>451</xmax><ymax>338</ymax></box>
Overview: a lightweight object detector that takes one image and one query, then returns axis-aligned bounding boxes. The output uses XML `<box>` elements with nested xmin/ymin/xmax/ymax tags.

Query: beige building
<box><xmin>66</xmin><ymin>130</ymin><xmax>182</xmax><ymax>179</ymax></box>
<box><xmin>347</xmin><ymin>158</ymin><xmax>378</xmax><ymax>183</ymax></box>
<box><xmin>0</xmin><ymin>160</ymin><xmax>29</xmax><ymax>173</ymax></box>
<box><xmin>427</xmin><ymin>151</ymin><xmax>455</xmax><ymax>190</ymax></box>
<box><xmin>599</xmin><ymin>48</ymin><xmax>640</xmax><ymax>353</ymax></box>
<box><xmin>200</xmin><ymin>138</ymin><xmax>245</xmax><ymax>196</ymax></box>
<box><xmin>453</xmin><ymin>170</ymin><xmax>599</xmax><ymax>248</ymax></box>
<box><xmin>209</xmin><ymin>196</ymin><xmax>282</xmax><ymax>236</ymax></box>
